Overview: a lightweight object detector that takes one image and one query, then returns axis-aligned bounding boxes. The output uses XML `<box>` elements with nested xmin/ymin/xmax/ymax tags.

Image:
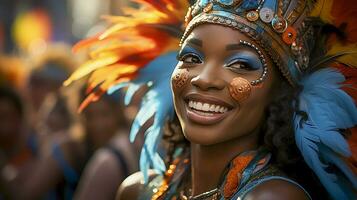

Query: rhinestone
<box><xmin>271</xmin><ymin>16</ymin><xmax>288</xmax><ymax>33</ymax></box>
<box><xmin>303</xmin><ymin>56</ymin><xmax>308</xmax><ymax>63</ymax></box>
<box><xmin>259</xmin><ymin>7</ymin><xmax>274</xmax><ymax>23</ymax></box>
<box><xmin>246</xmin><ymin>10</ymin><xmax>259</xmax><ymax>22</ymax></box>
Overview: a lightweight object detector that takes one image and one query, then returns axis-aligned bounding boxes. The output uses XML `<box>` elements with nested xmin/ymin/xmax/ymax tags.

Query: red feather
<box><xmin>330</xmin><ymin>0</ymin><xmax>357</xmax><ymax>43</ymax></box>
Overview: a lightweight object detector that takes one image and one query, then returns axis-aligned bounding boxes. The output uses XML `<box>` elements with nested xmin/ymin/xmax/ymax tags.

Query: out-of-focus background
<box><xmin>0</xmin><ymin>0</ymin><xmax>144</xmax><ymax>199</ymax></box>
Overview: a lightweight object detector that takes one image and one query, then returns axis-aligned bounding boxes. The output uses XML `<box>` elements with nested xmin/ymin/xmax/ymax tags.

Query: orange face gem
<box><xmin>172</xmin><ymin>68</ymin><xmax>189</xmax><ymax>89</ymax></box>
<box><xmin>228</xmin><ymin>77</ymin><xmax>252</xmax><ymax>103</ymax></box>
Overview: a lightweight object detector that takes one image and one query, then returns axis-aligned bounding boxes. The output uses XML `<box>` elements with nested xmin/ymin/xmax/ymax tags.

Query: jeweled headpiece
<box><xmin>182</xmin><ymin>0</ymin><xmax>315</xmax><ymax>85</ymax></box>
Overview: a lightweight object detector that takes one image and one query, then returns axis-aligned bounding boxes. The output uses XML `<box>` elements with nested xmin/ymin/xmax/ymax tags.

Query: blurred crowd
<box><xmin>0</xmin><ymin>0</ymin><xmax>142</xmax><ymax>199</ymax></box>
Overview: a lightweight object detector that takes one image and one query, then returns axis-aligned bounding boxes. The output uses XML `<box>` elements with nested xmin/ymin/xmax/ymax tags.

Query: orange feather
<box><xmin>65</xmin><ymin>0</ymin><xmax>187</xmax><ymax>111</ymax></box>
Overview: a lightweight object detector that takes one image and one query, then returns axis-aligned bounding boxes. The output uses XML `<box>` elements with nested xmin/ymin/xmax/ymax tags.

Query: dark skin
<box><xmin>117</xmin><ymin>24</ymin><xmax>309</xmax><ymax>200</ymax></box>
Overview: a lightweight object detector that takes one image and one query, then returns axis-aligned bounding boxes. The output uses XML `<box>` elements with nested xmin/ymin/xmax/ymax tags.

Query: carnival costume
<box><xmin>65</xmin><ymin>0</ymin><xmax>357</xmax><ymax>199</ymax></box>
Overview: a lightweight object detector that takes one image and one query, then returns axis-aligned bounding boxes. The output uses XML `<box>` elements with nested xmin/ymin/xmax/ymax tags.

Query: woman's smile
<box><xmin>184</xmin><ymin>93</ymin><xmax>234</xmax><ymax>125</ymax></box>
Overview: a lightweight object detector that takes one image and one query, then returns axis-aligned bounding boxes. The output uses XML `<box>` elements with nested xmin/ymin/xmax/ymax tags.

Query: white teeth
<box><xmin>188</xmin><ymin>100</ymin><xmax>229</xmax><ymax>113</ymax></box>
<box><xmin>215</xmin><ymin>106</ymin><xmax>220</xmax><ymax>112</ymax></box>
<box><xmin>202</xmin><ymin>103</ymin><xmax>210</xmax><ymax>111</ymax></box>
<box><xmin>209</xmin><ymin>104</ymin><xmax>215</xmax><ymax>112</ymax></box>
<box><xmin>197</xmin><ymin>102</ymin><xmax>203</xmax><ymax>110</ymax></box>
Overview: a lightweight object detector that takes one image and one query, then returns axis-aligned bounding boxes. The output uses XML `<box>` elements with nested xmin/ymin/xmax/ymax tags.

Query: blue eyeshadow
<box><xmin>225</xmin><ymin>51</ymin><xmax>262</xmax><ymax>70</ymax></box>
<box><xmin>177</xmin><ymin>45</ymin><xmax>204</xmax><ymax>60</ymax></box>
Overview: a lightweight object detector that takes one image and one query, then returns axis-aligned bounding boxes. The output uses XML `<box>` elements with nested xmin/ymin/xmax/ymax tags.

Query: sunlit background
<box><xmin>0</xmin><ymin>0</ymin><xmax>129</xmax><ymax>54</ymax></box>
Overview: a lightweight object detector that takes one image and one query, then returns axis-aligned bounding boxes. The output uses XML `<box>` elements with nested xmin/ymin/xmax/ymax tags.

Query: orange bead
<box><xmin>282</xmin><ymin>26</ymin><xmax>297</xmax><ymax>45</ymax></box>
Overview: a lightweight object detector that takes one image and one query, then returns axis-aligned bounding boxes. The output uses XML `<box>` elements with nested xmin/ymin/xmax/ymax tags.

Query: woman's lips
<box><xmin>184</xmin><ymin>94</ymin><xmax>234</xmax><ymax>125</ymax></box>
<box><xmin>186</xmin><ymin>105</ymin><xmax>230</xmax><ymax>125</ymax></box>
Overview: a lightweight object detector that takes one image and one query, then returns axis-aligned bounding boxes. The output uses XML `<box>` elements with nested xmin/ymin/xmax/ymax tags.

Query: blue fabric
<box><xmin>51</xmin><ymin>143</ymin><xmax>79</xmax><ymax>199</ymax></box>
<box><xmin>294</xmin><ymin>68</ymin><xmax>357</xmax><ymax>200</ymax></box>
<box><xmin>27</xmin><ymin>132</ymin><xmax>39</xmax><ymax>156</ymax></box>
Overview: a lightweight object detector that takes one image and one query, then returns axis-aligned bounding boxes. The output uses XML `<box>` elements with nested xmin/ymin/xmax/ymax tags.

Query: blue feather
<box><xmin>124</xmin><ymin>84</ymin><xmax>143</xmax><ymax>106</ymax></box>
<box><xmin>107</xmin><ymin>82</ymin><xmax>129</xmax><ymax>94</ymax></box>
<box><xmin>109</xmin><ymin>52</ymin><xmax>178</xmax><ymax>182</ymax></box>
<box><xmin>294</xmin><ymin>68</ymin><xmax>357</xmax><ymax>200</ymax></box>
<box><xmin>106</xmin><ymin>51</ymin><xmax>177</xmax><ymax>182</ymax></box>
<box><xmin>140</xmin><ymin>144</ymin><xmax>150</xmax><ymax>182</ymax></box>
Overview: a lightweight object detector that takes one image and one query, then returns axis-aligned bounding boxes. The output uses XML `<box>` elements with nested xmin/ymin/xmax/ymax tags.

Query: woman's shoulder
<box><xmin>227</xmin><ymin>151</ymin><xmax>311</xmax><ymax>200</ymax></box>
<box><xmin>116</xmin><ymin>170</ymin><xmax>159</xmax><ymax>200</ymax></box>
<box><xmin>243</xmin><ymin>178</ymin><xmax>311</xmax><ymax>200</ymax></box>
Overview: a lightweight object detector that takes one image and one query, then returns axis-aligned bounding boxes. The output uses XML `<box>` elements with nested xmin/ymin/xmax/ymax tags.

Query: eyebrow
<box><xmin>225</xmin><ymin>43</ymin><xmax>243</xmax><ymax>51</ymax></box>
<box><xmin>185</xmin><ymin>38</ymin><xmax>203</xmax><ymax>47</ymax></box>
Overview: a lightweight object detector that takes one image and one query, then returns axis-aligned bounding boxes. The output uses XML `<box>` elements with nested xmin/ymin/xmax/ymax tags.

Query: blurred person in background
<box><xmin>0</xmin><ymin>86</ymin><xmax>137</xmax><ymax>200</ymax></box>
<box><xmin>25</xmin><ymin>43</ymin><xmax>76</xmax><ymax>156</ymax></box>
<box><xmin>0</xmin><ymin>55</ymin><xmax>34</xmax><ymax>199</ymax></box>
<box><xmin>0</xmin><ymin>80</ymin><xmax>81</xmax><ymax>200</ymax></box>
<box><xmin>0</xmin><ymin>45</ymin><xmax>82</xmax><ymax>200</ymax></box>
<box><xmin>73</xmin><ymin>89</ymin><xmax>138</xmax><ymax>200</ymax></box>
<box><xmin>0</xmin><ymin>86</ymin><xmax>34</xmax><ymax>200</ymax></box>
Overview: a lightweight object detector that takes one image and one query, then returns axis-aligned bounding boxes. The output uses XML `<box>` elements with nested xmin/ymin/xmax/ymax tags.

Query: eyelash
<box><xmin>177</xmin><ymin>53</ymin><xmax>203</xmax><ymax>64</ymax></box>
<box><xmin>225</xmin><ymin>59</ymin><xmax>252</xmax><ymax>71</ymax></box>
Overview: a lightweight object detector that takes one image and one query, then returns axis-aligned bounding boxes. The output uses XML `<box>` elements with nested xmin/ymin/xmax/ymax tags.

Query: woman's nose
<box><xmin>190</xmin><ymin>64</ymin><xmax>225</xmax><ymax>91</ymax></box>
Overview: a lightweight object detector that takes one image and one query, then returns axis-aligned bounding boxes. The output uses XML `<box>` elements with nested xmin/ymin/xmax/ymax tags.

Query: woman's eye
<box><xmin>226</xmin><ymin>60</ymin><xmax>250</xmax><ymax>70</ymax></box>
<box><xmin>179</xmin><ymin>54</ymin><xmax>202</xmax><ymax>64</ymax></box>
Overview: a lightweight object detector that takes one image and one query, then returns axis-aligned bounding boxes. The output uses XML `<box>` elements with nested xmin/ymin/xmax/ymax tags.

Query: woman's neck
<box><xmin>190</xmin><ymin>132</ymin><xmax>259</xmax><ymax>196</ymax></box>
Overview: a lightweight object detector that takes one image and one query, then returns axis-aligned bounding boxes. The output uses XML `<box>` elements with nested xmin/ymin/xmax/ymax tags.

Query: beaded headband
<box><xmin>181</xmin><ymin>0</ymin><xmax>315</xmax><ymax>85</ymax></box>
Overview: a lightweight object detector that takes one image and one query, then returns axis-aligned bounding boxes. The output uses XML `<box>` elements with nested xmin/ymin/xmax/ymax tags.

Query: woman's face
<box><xmin>171</xmin><ymin>24</ymin><xmax>279</xmax><ymax>145</ymax></box>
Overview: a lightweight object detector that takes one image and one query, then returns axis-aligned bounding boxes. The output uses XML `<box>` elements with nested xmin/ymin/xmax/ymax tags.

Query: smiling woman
<box><xmin>173</xmin><ymin>25</ymin><xmax>275</xmax><ymax>146</ymax></box>
<box><xmin>65</xmin><ymin>0</ymin><xmax>357</xmax><ymax>199</ymax></box>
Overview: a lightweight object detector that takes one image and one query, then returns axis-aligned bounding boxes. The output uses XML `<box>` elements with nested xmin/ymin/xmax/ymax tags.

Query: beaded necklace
<box><xmin>150</xmin><ymin>149</ymin><xmax>271</xmax><ymax>200</ymax></box>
